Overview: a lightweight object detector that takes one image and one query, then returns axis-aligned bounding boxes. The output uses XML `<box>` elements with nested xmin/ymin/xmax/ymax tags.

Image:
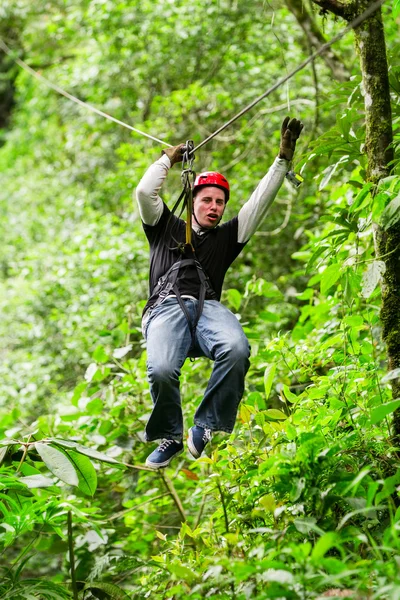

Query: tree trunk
<box><xmin>285</xmin><ymin>0</ymin><xmax>349</xmax><ymax>81</ymax></box>
<box><xmin>0</xmin><ymin>54</ymin><xmax>16</xmax><ymax>132</ymax></box>
<box><xmin>310</xmin><ymin>1</ymin><xmax>399</xmax><ymax>437</ymax></box>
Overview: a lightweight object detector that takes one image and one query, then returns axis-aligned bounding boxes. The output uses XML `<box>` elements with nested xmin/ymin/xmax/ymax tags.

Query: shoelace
<box><xmin>203</xmin><ymin>428</ymin><xmax>212</xmax><ymax>443</ymax></box>
<box><xmin>158</xmin><ymin>439</ymin><xmax>175</xmax><ymax>451</ymax></box>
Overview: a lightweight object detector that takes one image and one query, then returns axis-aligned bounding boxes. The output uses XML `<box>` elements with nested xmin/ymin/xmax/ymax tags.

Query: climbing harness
<box><xmin>152</xmin><ymin>140</ymin><xmax>219</xmax><ymax>346</ymax></box>
<box><xmin>144</xmin><ymin>253</ymin><xmax>217</xmax><ymax>347</ymax></box>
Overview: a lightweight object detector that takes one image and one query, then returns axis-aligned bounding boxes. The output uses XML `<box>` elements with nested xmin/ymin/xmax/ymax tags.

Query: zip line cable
<box><xmin>0</xmin><ymin>38</ymin><xmax>173</xmax><ymax>148</ymax></box>
<box><xmin>191</xmin><ymin>0</ymin><xmax>385</xmax><ymax>153</ymax></box>
<box><xmin>0</xmin><ymin>0</ymin><xmax>385</xmax><ymax>153</ymax></box>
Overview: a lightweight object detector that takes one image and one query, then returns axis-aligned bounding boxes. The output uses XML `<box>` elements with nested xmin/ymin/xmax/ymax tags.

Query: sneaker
<box><xmin>145</xmin><ymin>439</ymin><xmax>184</xmax><ymax>469</ymax></box>
<box><xmin>187</xmin><ymin>426</ymin><xmax>212</xmax><ymax>459</ymax></box>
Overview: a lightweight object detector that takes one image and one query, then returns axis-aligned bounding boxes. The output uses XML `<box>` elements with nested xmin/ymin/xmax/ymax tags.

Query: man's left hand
<box><xmin>279</xmin><ymin>117</ymin><xmax>304</xmax><ymax>161</ymax></box>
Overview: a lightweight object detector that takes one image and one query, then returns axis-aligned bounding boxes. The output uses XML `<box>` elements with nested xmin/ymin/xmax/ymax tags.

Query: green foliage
<box><xmin>0</xmin><ymin>0</ymin><xmax>399</xmax><ymax>598</ymax></box>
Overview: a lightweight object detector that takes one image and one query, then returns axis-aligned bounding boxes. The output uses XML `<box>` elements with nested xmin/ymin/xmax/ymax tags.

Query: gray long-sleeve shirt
<box><xmin>136</xmin><ymin>154</ymin><xmax>289</xmax><ymax>243</ymax></box>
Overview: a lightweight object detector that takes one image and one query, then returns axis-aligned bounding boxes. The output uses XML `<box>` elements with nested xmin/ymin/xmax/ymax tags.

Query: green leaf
<box><xmin>35</xmin><ymin>443</ymin><xmax>79</xmax><ymax>486</ymax></box>
<box><xmin>319</xmin><ymin>156</ymin><xmax>349</xmax><ymax>190</ymax></box>
<box><xmin>85</xmin><ymin>363</ymin><xmax>98</xmax><ymax>382</ymax></box>
<box><xmin>282</xmin><ymin>384</ymin><xmax>298</xmax><ymax>404</ymax></box>
<box><xmin>83</xmin><ymin>582</ymin><xmax>131</xmax><ymax>599</ymax></box>
<box><xmin>74</xmin><ymin>444</ymin><xmax>119</xmax><ymax>465</ymax></box>
<box><xmin>259</xmin><ymin>310</ymin><xmax>280</xmax><ymax>322</ymax></box>
<box><xmin>294</xmin><ymin>518</ymin><xmax>324</xmax><ymax>535</ymax></box>
<box><xmin>93</xmin><ymin>345</ymin><xmax>110</xmax><ymax>363</ymax></box>
<box><xmin>370</xmin><ymin>399</ymin><xmax>400</xmax><ymax>425</ymax></box>
<box><xmin>321</xmin><ymin>263</ymin><xmax>341</xmax><ymax>295</ymax></box>
<box><xmin>381</xmin><ymin>368</ymin><xmax>400</xmax><ymax>383</ymax></box>
<box><xmin>343</xmin><ymin>268</ymin><xmax>361</xmax><ymax>306</ymax></box>
<box><xmin>381</xmin><ymin>194</ymin><xmax>400</xmax><ymax>229</ymax></box>
<box><xmin>394</xmin><ymin>0</ymin><xmax>400</xmax><ymax>18</ymax></box>
<box><xmin>240</xmin><ymin>404</ymin><xmax>252</xmax><ymax>424</ymax></box>
<box><xmin>264</xmin><ymin>364</ymin><xmax>276</xmax><ymax>401</ymax></box>
<box><xmin>264</xmin><ymin>409</ymin><xmax>287</xmax><ymax>420</ymax></box>
<box><xmin>311</xmin><ymin>532</ymin><xmax>340</xmax><ymax>560</ymax></box>
<box><xmin>226</xmin><ymin>288</ymin><xmax>242</xmax><ymax>312</ymax></box>
<box><xmin>348</xmin><ymin>183</ymin><xmax>373</xmax><ymax>214</ymax></box>
<box><xmin>21</xmin><ymin>475</ymin><xmax>55</xmax><ymax>488</ymax></box>
<box><xmin>0</xmin><ymin>439</ymin><xmax>20</xmax><ymax>446</ymax></box>
<box><xmin>290</xmin><ymin>477</ymin><xmax>306</xmax><ymax>501</ymax></box>
<box><xmin>67</xmin><ymin>450</ymin><xmax>97</xmax><ymax>496</ymax></box>
<box><xmin>361</xmin><ymin>261</ymin><xmax>385</xmax><ymax>298</ymax></box>
<box><xmin>167</xmin><ymin>563</ymin><xmax>197</xmax><ymax>583</ymax></box>
<box><xmin>86</xmin><ymin>398</ymin><xmax>104</xmax><ymax>414</ymax></box>
<box><xmin>113</xmin><ymin>344</ymin><xmax>133</xmax><ymax>359</ymax></box>
<box><xmin>51</xmin><ymin>438</ymin><xmax>79</xmax><ymax>449</ymax></box>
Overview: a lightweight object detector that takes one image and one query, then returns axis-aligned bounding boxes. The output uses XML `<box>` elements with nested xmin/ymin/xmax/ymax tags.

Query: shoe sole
<box><xmin>187</xmin><ymin>429</ymin><xmax>201</xmax><ymax>459</ymax></box>
<box><xmin>145</xmin><ymin>448</ymin><xmax>184</xmax><ymax>469</ymax></box>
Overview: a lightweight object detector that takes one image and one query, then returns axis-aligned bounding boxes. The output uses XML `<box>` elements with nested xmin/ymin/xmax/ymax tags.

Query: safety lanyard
<box><xmin>180</xmin><ymin>140</ymin><xmax>196</xmax><ymax>250</ymax></box>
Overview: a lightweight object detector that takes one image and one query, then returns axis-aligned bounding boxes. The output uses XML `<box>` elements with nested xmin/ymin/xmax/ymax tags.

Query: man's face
<box><xmin>193</xmin><ymin>186</ymin><xmax>226</xmax><ymax>229</ymax></box>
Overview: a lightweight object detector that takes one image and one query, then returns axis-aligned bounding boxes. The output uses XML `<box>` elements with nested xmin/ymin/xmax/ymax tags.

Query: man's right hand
<box><xmin>162</xmin><ymin>143</ymin><xmax>186</xmax><ymax>166</ymax></box>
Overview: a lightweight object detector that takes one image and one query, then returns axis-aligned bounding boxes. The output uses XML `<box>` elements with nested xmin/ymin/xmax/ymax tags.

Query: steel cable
<box><xmin>191</xmin><ymin>0</ymin><xmax>386</xmax><ymax>153</ymax></box>
<box><xmin>0</xmin><ymin>38</ymin><xmax>172</xmax><ymax>148</ymax></box>
<box><xmin>0</xmin><ymin>0</ymin><xmax>385</xmax><ymax>152</ymax></box>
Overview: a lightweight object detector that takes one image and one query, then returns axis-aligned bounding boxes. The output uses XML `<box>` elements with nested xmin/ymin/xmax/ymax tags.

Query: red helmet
<box><xmin>193</xmin><ymin>171</ymin><xmax>230</xmax><ymax>202</ymax></box>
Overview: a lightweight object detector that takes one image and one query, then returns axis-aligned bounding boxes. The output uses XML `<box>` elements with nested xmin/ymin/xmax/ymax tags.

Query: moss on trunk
<box><xmin>353</xmin><ymin>1</ymin><xmax>393</xmax><ymax>181</ymax></box>
<box><xmin>312</xmin><ymin>1</ymin><xmax>399</xmax><ymax>439</ymax></box>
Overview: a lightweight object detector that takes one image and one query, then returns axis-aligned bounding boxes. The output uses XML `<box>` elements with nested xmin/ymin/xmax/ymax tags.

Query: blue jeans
<box><xmin>143</xmin><ymin>297</ymin><xmax>250</xmax><ymax>442</ymax></box>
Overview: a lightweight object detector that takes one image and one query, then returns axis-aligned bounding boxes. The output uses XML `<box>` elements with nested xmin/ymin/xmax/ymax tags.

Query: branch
<box><xmin>310</xmin><ymin>0</ymin><xmax>353</xmax><ymax>19</ymax></box>
<box><xmin>286</xmin><ymin>0</ymin><xmax>349</xmax><ymax>80</ymax></box>
<box><xmin>67</xmin><ymin>512</ymin><xmax>79</xmax><ymax>600</ymax></box>
<box><xmin>160</xmin><ymin>472</ymin><xmax>186</xmax><ymax>522</ymax></box>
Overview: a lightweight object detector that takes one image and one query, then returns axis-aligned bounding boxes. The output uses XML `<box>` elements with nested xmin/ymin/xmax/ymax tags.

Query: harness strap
<box><xmin>144</xmin><ymin>255</ymin><xmax>217</xmax><ymax>347</ymax></box>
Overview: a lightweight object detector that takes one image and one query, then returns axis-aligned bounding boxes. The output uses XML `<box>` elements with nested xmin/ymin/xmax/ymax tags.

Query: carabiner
<box><xmin>182</xmin><ymin>140</ymin><xmax>195</xmax><ymax>173</ymax></box>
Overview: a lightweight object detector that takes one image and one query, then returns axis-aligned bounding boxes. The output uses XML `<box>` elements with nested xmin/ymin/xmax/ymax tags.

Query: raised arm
<box><xmin>135</xmin><ymin>144</ymin><xmax>185</xmax><ymax>226</ymax></box>
<box><xmin>238</xmin><ymin>117</ymin><xmax>303</xmax><ymax>243</ymax></box>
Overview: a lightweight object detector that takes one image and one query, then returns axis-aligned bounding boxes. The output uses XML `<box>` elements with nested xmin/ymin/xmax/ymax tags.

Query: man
<box><xmin>136</xmin><ymin>117</ymin><xmax>303</xmax><ymax>468</ymax></box>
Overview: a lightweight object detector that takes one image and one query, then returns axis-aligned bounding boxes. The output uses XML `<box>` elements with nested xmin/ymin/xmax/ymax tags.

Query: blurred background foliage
<box><xmin>0</xmin><ymin>0</ymin><xmax>400</xmax><ymax>598</ymax></box>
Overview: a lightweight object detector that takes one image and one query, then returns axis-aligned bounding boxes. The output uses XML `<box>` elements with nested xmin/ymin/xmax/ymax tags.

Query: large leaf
<box><xmin>264</xmin><ymin>364</ymin><xmax>276</xmax><ymax>401</ymax></box>
<box><xmin>51</xmin><ymin>439</ymin><xmax>79</xmax><ymax>449</ymax></box>
<box><xmin>264</xmin><ymin>409</ymin><xmax>287</xmax><ymax>420</ymax></box>
<box><xmin>311</xmin><ymin>532</ymin><xmax>341</xmax><ymax>560</ymax></box>
<box><xmin>381</xmin><ymin>368</ymin><xmax>400</xmax><ymax>384</ymax></box>
<box><xmin>113</xmin><ymin>344</ymin><xmax>132</xmax><ymax>359</ymax></box>
<box><xmin>282</xmin><ymin>384</ymin><xmax>298</xmax><ymax>404</ymax></box>
<box><xmin>74</xmin><ymin>444</ymin><xmax>119</xmax><ymax>465</ymax></box>
<box><xmin>361</xmin><ymin>261</ymin><xmax>385</xmax><ymax>298</ymax></box>
<box><xmin>52</xmin><ymin>439</ymin><xmax>119</xmax><ymax>465</ymax></box>
<box><xmin>226</xmin><ymin>288</ymin><xmax>242</xmax><ymax>312</ymax></box>
<box><xmin>320</xmin><ymin>263</ymin><xmax>341</xmax><ymax>295</ymax></box>
<box><xmin>35</xmin><ymin>443</ymin><xmax>79</xmax><ymax>486</ymax></box>
<box><xmin>67</xmin><ymin>450</ymin><xmax>97</xmax><ymax>496</ymax></box>
<box><xmin>381</xmin><ymin>194</ymin><xmax>400</xmax><ymax>230</ymax></box>
<box><xmin>21</xmin><ymin>475</ymin><xmax>55</xmax><ymax>489</ymax></box>
<box><xmin>370</xmin><ymin>399</ymin><xmax>400</xmax><ymax>425</ymax></box>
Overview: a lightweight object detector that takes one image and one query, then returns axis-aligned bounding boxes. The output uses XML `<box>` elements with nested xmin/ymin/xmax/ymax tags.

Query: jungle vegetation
<box><xmin>0</xmin><ymin>0</ymin><xmax>400</xmax><ymax>598</ymax></box>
